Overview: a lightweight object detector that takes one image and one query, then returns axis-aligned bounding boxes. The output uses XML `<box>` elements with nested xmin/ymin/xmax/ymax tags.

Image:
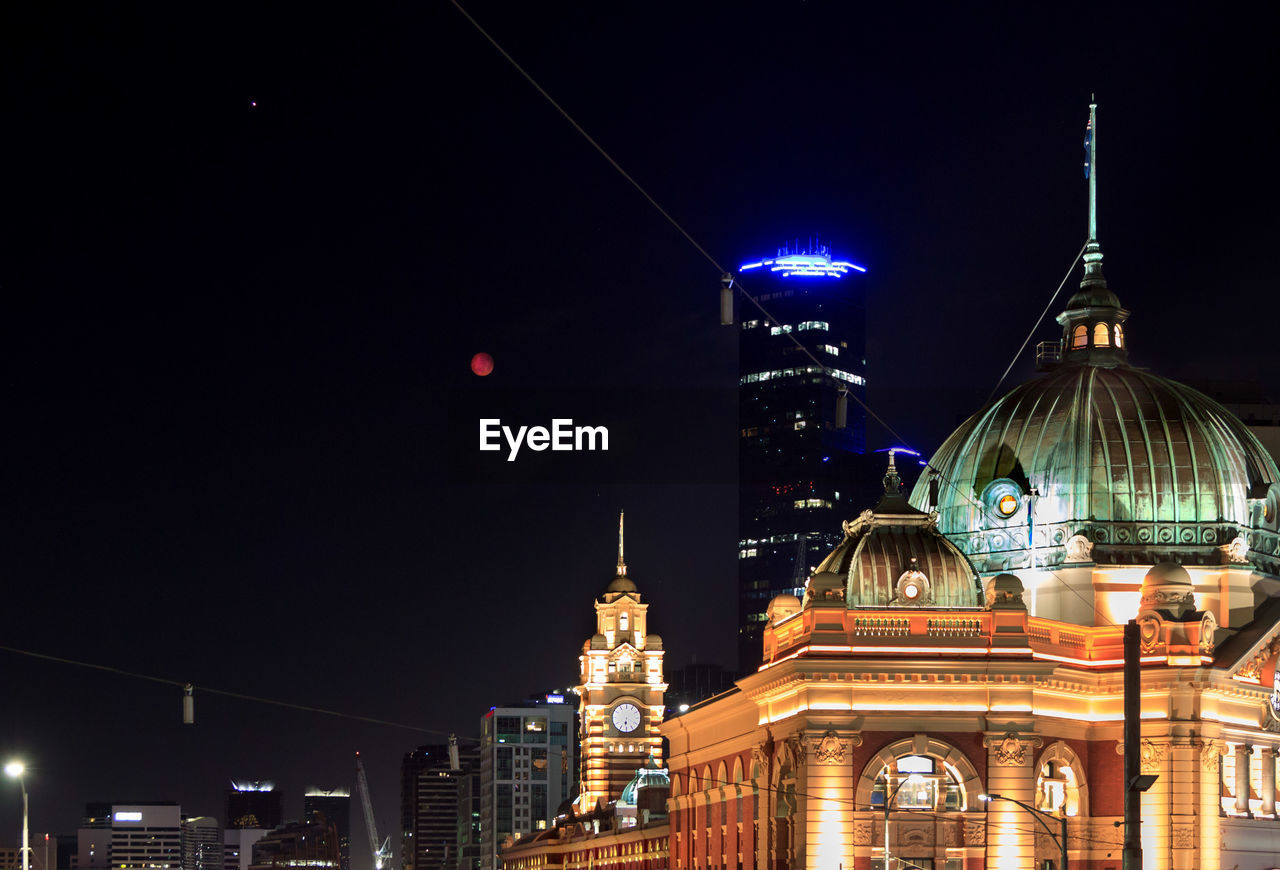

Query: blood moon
<box><xmin>470</xmin><ymin>352</ymin><xmax>495</xmax><ymax>376</ymax></box>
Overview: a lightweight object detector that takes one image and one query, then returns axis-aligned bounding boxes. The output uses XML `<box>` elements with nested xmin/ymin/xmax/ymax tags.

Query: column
<box><xmin>1260</xmin><ymin>746</ymin><xmax>1277</xmax><ymax>817</ymax></box>
<box><xmin>1233</xmin><ymin>744</ymin><xmax>1252</xmax><ymax>817</ymax></box>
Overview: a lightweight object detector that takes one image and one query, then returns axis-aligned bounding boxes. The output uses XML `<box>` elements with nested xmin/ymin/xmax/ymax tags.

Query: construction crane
<box><xmin>355</xmin><ymin>752</ymin><xmax>393</xmax><ymax>870</ymax></box>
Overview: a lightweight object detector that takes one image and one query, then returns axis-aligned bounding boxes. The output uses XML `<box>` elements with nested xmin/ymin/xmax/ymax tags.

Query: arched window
<box><xmin>1072</xmin><ymin>324</ymin><xmax>1088</xmax><ymax>348</ymax></box>
<box><xmin>856</xmin><ymin>736</ymin><xmax>983</xmax><ymax>812</ymax></box>
<box><xmin>1114</xmin><ymin>324</ymin><xmax>1124</xmax><ymax>347</ymax></box>
<box><xmin>1093</xmin><ymin>322</ymin><xmax>1110</xmax><ymax>346</ymax></box>
<box><xmin>619</xmin><ymin>611</ymin><xmax>629</xmax><ymax>631</ymax></box>
<box><xmin>1035</xmin><ymin>742</ymin><xmax>1088</xmax><ymax>817</ymax></box>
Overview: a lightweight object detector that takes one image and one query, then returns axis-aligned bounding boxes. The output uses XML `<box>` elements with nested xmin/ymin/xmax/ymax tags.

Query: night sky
<box><xmin>4</xmin><ymin>1</ymin><xmax>1279</xmax><ymax>865</ymax></box>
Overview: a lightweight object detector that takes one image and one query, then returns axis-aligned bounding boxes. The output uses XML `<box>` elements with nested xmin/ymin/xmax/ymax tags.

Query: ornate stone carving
<box><xmin>784</xmin><ymin>735</ymin><xmax>806</xmax><ymax>771</ymax></box>
<box><xmin>1136</xmin><ymin>614</ymin><xmax>1163</xmax><ymax>653</ymax></box>
<box><xmin>852</xmin><ymin>822</ymin><xmax>872</xmax><ymax>846</ymax></box>
<box><xmin>1227</xmin><ymin>535</ymin><xmax>1250</xmax><ymax>563</ymax></box>
<box><xmin>900</xmin><ymin>824</ymin><xmax>932</xmax><ymax>846</ymax></box>
<box><xmin>1237</xmin><ymin>634</ymin><xmax>1280</xmax><ymax>683</ymax></box>
<box><xmin>811</xmin><ymin>729</ymin><xmax>860</xmax><ymax>764</ymax></box>
<box><xmin>1200</xmin><ymin>739</ymin><xmax>1223</xmax><ymax>772</ymax></box>
<box><xmin>751</xmin><ymin>743</ymin><xmax>769</xmax><ymax>780</ymax></box>
<box><xmin>1172</xmin><ymin>826</ymin><xmax>1195</xmax><ymax>849</ymax></box>
<box><xmin>987</xmin><ymin>731</ymin><xmax>1042</xmax><ymax>765</ymax></box>
<box><xmin>963</xmin><ymin>821</ymin><xmax>986</xmax><ymax>847</ymax></box>
<box><xmin>1065</xmin><ymin>533</ymin><xmax>1093</xmax><ymax>562</ymax></box>
<box><xmin>1199</xmin><ymin>611</ymin><xmax>1218</xmax><ymax>655</ymax></box>
<box><xmin>1140</xmin><ymin>739</ymin><xmax>1167</xmax><ymax>772</ymax></box>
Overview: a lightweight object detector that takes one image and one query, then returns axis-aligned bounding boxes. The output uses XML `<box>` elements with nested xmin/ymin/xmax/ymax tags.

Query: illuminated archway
<box><xmin>1093</xmin><ymin>322</ymin><xmax>1110</xmax><ymax>346</ymax></box>
<box><xmin>854</xmin><ymin>735</ymin><xmax>983</xmax><ymax>811</ymax></box>
<box><xmin>1034</xmin><ymin>741</ymin><xmax>1088</xmax><ymax>817</ymax></box>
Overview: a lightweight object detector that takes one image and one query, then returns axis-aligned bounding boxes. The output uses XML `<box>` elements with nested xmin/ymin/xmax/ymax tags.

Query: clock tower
<box><xmin>575</xmin><ymin>512</ymin><xmax>666</xmax><ymax>813</ymax></box>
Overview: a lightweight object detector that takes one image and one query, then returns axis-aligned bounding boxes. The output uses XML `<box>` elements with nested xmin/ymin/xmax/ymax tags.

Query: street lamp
<box><xmin>4</xmin><ymin>760</ymin><xmax>29</xmax><ymax>870</ymax></box>
<box><xmin>979</xmin><ymin>792</ymin><xmax>1067</xmax><ymax>870</ymax></box>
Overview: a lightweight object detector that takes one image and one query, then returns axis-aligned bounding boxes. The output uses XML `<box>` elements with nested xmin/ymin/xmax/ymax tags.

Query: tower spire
<box><xmin>616</xmin><ymin>510</ymin><xmax>627</xmax><ymax>576</ymax></box>
<box><xmin>1080</xmin><ymin>99</ymin><xmax>1107</xmax><ymax>288</ymax></box>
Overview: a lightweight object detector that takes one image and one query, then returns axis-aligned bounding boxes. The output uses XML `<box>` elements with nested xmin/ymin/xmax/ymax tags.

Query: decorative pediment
<box><xmin>1225</xmin><ymin>620</ymin><xmax>1280</xmax><ymax>684</ymax></box>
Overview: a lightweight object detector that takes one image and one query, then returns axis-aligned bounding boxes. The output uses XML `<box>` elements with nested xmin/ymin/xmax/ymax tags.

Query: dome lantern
<box><xmin>1053</xmin><ymin>102</ymin><xmax>1130</xmax><ymax>368</ymax></box>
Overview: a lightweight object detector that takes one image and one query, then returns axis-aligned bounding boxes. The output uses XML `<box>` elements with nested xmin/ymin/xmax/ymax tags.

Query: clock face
<box><xmin>612</xmin><ymin>702</ymin><xmax>642</xmax><ymax>734</ymax></box>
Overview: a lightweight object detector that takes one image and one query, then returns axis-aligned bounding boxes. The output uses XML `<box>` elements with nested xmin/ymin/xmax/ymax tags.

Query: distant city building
<box><xmin>55</xmin><ymin>836</ymin><xmax>75</xmax><ymax>870</ymax></box>
<box><xmin>0</xmin><ymin>833</ymin><xmax>57</xmax><ymax>870</ymax></box>
<box><xmin>247</xmin><ymin>821</ymin><xmax>339</xmax><ymax>870</ymax></box>
<box><xmin>109</xmin><ymin>805</ymin><xmax>182</xmax><ymax>870</ymax></box>
<box><xmin>400</xmin><ymin>745</ymin><xmax>473</xmax><ymax>870</ymax></box>
<box><xmin>574</xmin><ymin>515</ymin><xmax>665</xmax><ymax>813</ymax></box>
<box><xmin>222</xmin><ymin>829</ymin><xmax>267</xmax><ymax>870</ymax></box>
<box><xmin>479</xmin><ymin>695</ymin><xmax>577</xmax><ymax>870</ymax></box>
<box><xmin>736</xmin><ymin>240</ymin><xmax>871</xmax><ymax>673</ymax></box>
<box><xmin>303</xmin><ymin>789</ymin><xmax>350</xmax><ymax>870</ymax></box>
<box><xmin>180</xmin><ymin>818</ymin><xmax>221</xmax><ymax>870</ymax></box>
<box><xmin>454</xmin><ymin>758</ymin><xmax>481</xmax><ymax>870</ymax></box>
<box><xmin>225</xmin><ymin>782</ymin><xmax>283</xmax><ymax>831</ymax></box>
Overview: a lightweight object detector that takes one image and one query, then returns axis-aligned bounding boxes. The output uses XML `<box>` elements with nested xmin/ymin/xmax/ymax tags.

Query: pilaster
<box><xmin>982</xmin><ymin>728</ymin><xmax>1040</xmax><ymax>869</ymax></box>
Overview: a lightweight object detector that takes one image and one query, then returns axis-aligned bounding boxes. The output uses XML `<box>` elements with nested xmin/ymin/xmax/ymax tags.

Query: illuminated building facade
<box><xmin>575</xmin><ymin>515</ymin><xmax>667</xmax><ymax>813</ymax></box>
<box><xmin>664</xmin><ymin>108</ymin><xmax>1280</xmax><ymax>870</ymax></box>
<box><xmin>109</xmin><ymin>805</ymin><xmax>182</xmax><ymax>870</ymax></box>
<box><xmin>479</xmin><ymin>697</ymin><xmax>577</xmax><ymax>870</ymax></box>
<box><xmin>737</xmin><ymin>242</ymin><xmax>870</xmax><ymax>673</ymax></box>
<box><xmin>303</xmin><ymin>790</ymin><xmax>350</xmax><ymax>870</ymax></box>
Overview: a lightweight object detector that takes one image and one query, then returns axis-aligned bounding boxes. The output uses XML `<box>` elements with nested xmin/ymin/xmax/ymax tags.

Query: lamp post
<box><xmin>979</xmin><ymin>792</ymin><xmax>1067</xmax><ymax>870</ymax></box>
<box><xmin>4</xmin><ymin>761</ymin><xmax>29</xmax><ymax>870</ymax></box>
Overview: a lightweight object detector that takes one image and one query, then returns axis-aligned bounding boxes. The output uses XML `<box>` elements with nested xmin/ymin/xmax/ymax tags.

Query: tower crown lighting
<box><xmin>740</xmin><ymin>242</ymin><xmax>865</xmax><ymax>278</ymax></box>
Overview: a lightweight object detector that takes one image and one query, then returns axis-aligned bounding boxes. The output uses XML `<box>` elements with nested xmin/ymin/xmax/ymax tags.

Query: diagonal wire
<box><xmin>0</xmin><ymin>643</ymin><xmax>466</xmax><ymax>738</ymax></box>
<box><xmin>983</xmin><ymin>242</ymin><xmax>1087</xmax><ymax>408</ymax></box>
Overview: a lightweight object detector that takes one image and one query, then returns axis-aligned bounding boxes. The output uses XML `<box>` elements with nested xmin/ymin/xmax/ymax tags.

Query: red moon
<box><xmin>470</xmin><ymin>352</ymin><xmax>494</xmax><ymax>376</ymax></box>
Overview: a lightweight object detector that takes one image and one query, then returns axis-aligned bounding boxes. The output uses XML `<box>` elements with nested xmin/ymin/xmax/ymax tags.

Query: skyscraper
<box><xmin>400</xmin><ymin>745</ymin><xmax>473</xmax><ymax>870</ymax></box>
<box><xmin>736</xmin><ymin>241</ymin><xmax>869</xmax><ymax>671</ymax></box>
<box><xmin>478</xmin><ymin>696</ymin><xmax>576</xmax><ymax>870</ymax></box>
<box><xmin>180</xmin><ymin>817</ymin><xmax>221</xmax><ymax>870</ymax></box>
<box><xmin>225</xmin><ymin>783</ymin><xmax>282</xmax><ymax>831</ymax></box>
<box><xmin>109</xmin><ymin>805</ymin><xmax>182</xmax><ymax>870</ymax></box>
<box><xmin>303</xmin><ymin>789</ymin><xmax>350</xmax><ymax>870</ymax></box>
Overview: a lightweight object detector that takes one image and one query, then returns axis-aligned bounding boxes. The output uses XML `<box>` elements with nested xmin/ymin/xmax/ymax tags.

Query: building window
<box><xmin>1072</xmin><ymin>324</ymin><xmax>1087</xmax><ymax>348</ymax></box>
<box><xmin>1093</xmin><ymin>322</ymin><xmax>1110</xmax><ymax>346</ymax></box>
<box><xmin>1114</xmin><ymin>323</ymin><xmax>1124</xmax><ymax>347</ymax></box>
<box><xmin>861</xmin><ymin>740</ymin><xmax>978</xmax><ymax>813</ymax></box>
<box><xmin>619</xmin><ymin>612</ymin><xmax>629</xmax><ymax>631</ymax></box>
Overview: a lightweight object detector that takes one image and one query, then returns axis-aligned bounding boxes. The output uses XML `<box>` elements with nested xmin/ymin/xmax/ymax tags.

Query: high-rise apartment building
<box><xmin>479</xmin><ymin>696</ymin><xmax>576</xmax><ymax>870</ymax></box>
<box><xmin>736</xmin><ymin>242</ymin><xmax>869</xmax><ymax>671</ymax></box>
<box><xmin>247</xmin><ymin>821</ymin><xmax>339</xmax><ymax>870</ymax></box>
<box><xmin>224</xmin><ymin>783</ymin><xmax>282</xmax><ymax>831</ymax></box>
<box><xmin>303</xmin><ymin>789</ymin><xmax>350</xmax><ymax>870</ymax></box>
<box><xmin>179</xmin><ymin>818</ymin><xmax>221</xmax><ymax>870</ymax></box>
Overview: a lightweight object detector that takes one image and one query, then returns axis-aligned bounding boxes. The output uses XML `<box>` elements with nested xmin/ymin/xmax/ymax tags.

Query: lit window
<box><xmin>798</xmin><ymin>321</ymin><xmax>829</xmax><ymax>331</ymax></box>
<box><xmin>820</xmin><ymin>344</ymin><xmax>839</xmax><ymax>356</ymax></box>
<box><xmin>1114</xmin><ymin>324</ymin><xmax>1124</xmax><ymax>347</ymax></box>
<box><xmin>794</xmin><ymin>420</ymin><xmax>807</xmax><ymax>430</ymax></box>
<box><xmin>1093</xmin><ymin>322</ymin><xmax>1110</xmax><ymax>346</ymax></box>
<box><xmin>1072</xmin><ymin>324</ymin><xmax>1087</xmax><ymax>348</ymax></box>
<box><xmin>997</xmin><ymin>494</ymin><xmax>1019</xmax><ymax>516</ymax></box>
<box><xmin>619</xmin><ymin>612</ymin><xmax>628</xmax><ymax>631</ymax></box>
<box><xmin>741</xmin><ymin>320</ymin><xmax>759</xmax><ymax>330</ymax></box>
<box><xmin>769</xmin><ymin>325</ymin><xmax>794</xmax><ymax>335</ymax></box>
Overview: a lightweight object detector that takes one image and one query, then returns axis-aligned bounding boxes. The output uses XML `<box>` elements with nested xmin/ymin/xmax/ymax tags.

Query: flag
<box><xmin>1083</xmin><ymin>116</ymin><xmax>1093</xmax><ymax>179</ymax></box>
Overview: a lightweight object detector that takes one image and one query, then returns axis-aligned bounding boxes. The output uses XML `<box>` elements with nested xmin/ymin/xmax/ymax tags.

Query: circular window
<box><xmin>981</xmin><ymin>478</ymin><xmax>1025</xmax><ymax>521</ymax></box>
<box><xmin>902</xmin><ymin>582</ymin><xmax>921</xmax><ymax>600</ymax></box>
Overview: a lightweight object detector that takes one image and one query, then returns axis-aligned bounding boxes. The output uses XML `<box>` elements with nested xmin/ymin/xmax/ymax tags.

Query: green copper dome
<box><xmin>910</xmin><ymin>363</ymin><xmax>1280</xmax><ymax>571</ymax></box>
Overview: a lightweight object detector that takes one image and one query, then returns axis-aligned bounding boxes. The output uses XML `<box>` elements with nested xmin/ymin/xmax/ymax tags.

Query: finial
<box><xmin>1085</xmin><ymin>101</ymin><xmax>1097</xmax><ymax>243</ymax></box>
<box><xmin>616</xmin><ymin>511</ymin><xmax>627</xmax><ymax>576</ymax></box>
<box><xmin>882</xmin><ymin>449</ymin><xmax>902</xmax><ymax>495</ymax></box>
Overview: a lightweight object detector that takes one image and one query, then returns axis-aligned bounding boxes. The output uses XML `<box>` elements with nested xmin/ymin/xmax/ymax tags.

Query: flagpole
<box><xmin>1088</xmin><ymin>101</ymin><xmax>1097</xmax><ymax>242</ymax></box>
